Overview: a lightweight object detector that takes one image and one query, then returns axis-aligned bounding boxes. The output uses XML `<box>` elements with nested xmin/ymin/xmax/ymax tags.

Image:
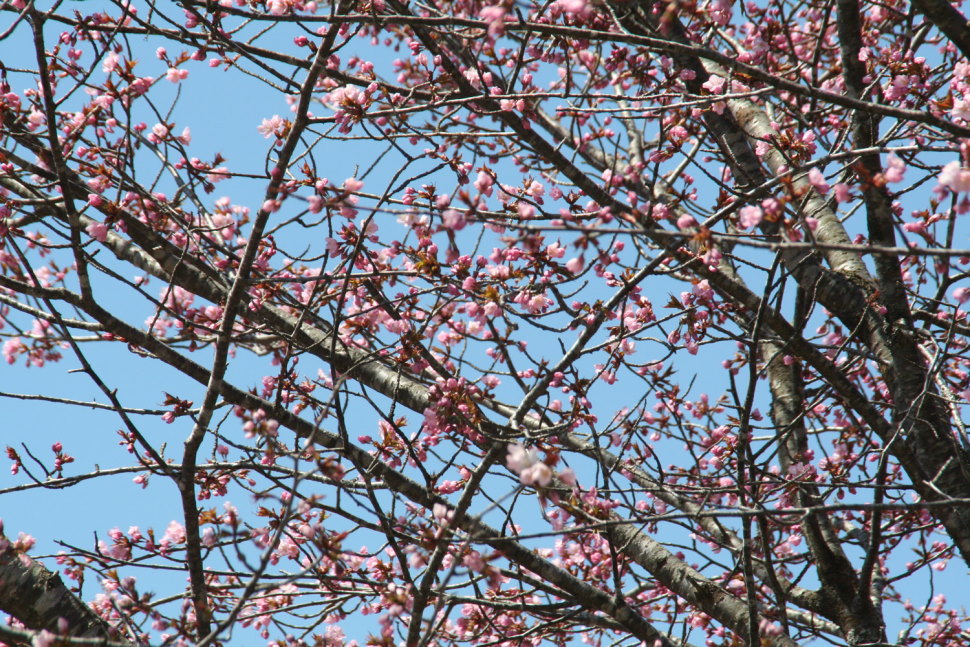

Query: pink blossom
<box><xmin>954</xmin><ymin>286</ymin><xmax>970</xmax><ymax>303</ymax></box>
<box><xmin>207</xmin><ymin>167</ymin><xmax>229</xmax><ymax>183</ymax></box>
<box><xmin>463</xmin><ymin>551</ymin><xmax>486</xmax><ymax>572</ymax></box>
<box><xmin>702</xmin><ymin>75</ymin><xmax>726</xmax><ymax>94</ymax></box>
<box><xmin>266</xmin><ymin>0</ymin><xmax>293</xmax><ymax>15</ymax></box>
<box><xmin>703</xmin><ymin>246</ymin><xmax>722</xmax><ymax>270</ymax></box>
<box><xmin>525</xmin><ymin>294</ymin><xmax>551</xmax><ymax>313</ymax></box>
<box><xmin>4</xmin><ymin>337</ymin><xmax>20</xmax><ymax>364</ymax></box>
<box><xmin>479</xmin><ymin>5</ymin><xmax>508</xmax><ymax>38</ymax></box>
<box><xmin>706</xmin><ymin>0</ymin><xmax>732</xmax><ymax>26</ymax></box>
<box><xmin>436</xmin><ymin>480</ymin><xmax>462</xmax><ymax>494</ymax></box>
<box><xmin>882</xmin><ymin>153</ymin><xmax>906</xmax><ymax>183</ymax></box>
<box><xmin>668</xmin><ymin>125</ymin><xmax>688</xmax><ymax>140</ymax></box>
<box><xmin>165</xmin><ymin>67</ymin><xmax>188</xmax><ymax>83</ymax></box>
<box><xmin>884</xmin><ymin>75</ymin><xmax>910</xmax><ymax>101</ymax></box>
<box><xmin>441</xmin><ymin>209</ymin><xmax>466</xmax><ymax>231</ymax></box>
<box><xmin>92</xmin><ymin>94</ymin><xmax>114</xmax><ymax>110</ymax></box>
<box><xmin>308</xmin><ymin>195</ymin><xmax>323</xmax><ymax>213</ymax></box>
<box><xmin>692</xmin><ymin>280</ymin><xmax>714</xmax><ymax>301</ymax></box>
<box><xmin>26</xmin><ymin>109</ymin><xmax>44</xmax><ymax>129</ymax></box>
<box><xmin>344</xmin><ymin>177</ymin><xmax>364</xmax><ymax>192</ymax></box>
<box><xmin>87</xmin><ymin>175</ymin><xmax>111</xmax><ymax>193</ymax></box>
<box><xmin>32</xmin><ymin>629</ymin><xmax>56</xmax><ymax>647</ymax></box>
<box><xmin>952</xmin><ymin>97</ymin><xmax>970</xmax><ymax>121</ymax></box>
<box><xmin>519</xmin><ymin>462</ymin><xmax>553</xmax><ymax>487</ymax></box>
<box><xmin>738</xmin><ymin>205</ymin><xmax>762</xmax><ymax>228</ymax></box>
<box><xmin>15</xmin><ymin>532</ymin><xmax>35</xmax><ymax>551</ymax></box>
<box><xmin>328</xmin><ymin>86</ymin><xmax>370</xmax><ymax>132</ymax></box>
<box><xmin>506</xmin><ymin>443</ymin><xmax>538</xmax><ymax>473</ymax></box>
<box><xmin>566</xmin><ymin>257</ymin><xmax>584</xmax><ymax>274</ymax></box>
<box><xmin>129</xmin><ymin>76</ymin><xmax>154</xmax><ymax>96</ymax></box>
<box><xmin>938</xmin><ymin>161</ymin><xmax>970</xmax><ymax>192</ymax></box>
<box><xmin>102</xmin><ymin>51</ymin><xmax>119</xmax><ymax>74</ymax></box>
<box><xmin>163</xmin><ymin>520</ymin><xmax>186</xmax><ymax>544</ymax></box>
<box><xmin>834</xmin><ymin>183</ymin><xmax>851</xmax><ymax>203</ymax></box>
<box><xmin>807</xmin><ymin>168</ymin><xmax>829</xmax><ymax>194</ymax></box>
<box><xmin>902</xmin><ymin>221</ymin><xmax>928</xmax><ymax>236</ymax></box>
<box><xmin>677</xmin><ymin>214</ymin><xmax>698</xmax><ymax>229</ymax></box>
<box><xmin>559</xmin><ymin>0</ymin><xmax>587</xmax><ymax>12</ymax></box>
<box><xmin>474</xmin><ymin>170</ymin><xmax>494</xmax><ymax>196</ymax></box>
<box><xmin>257</xmin><ymin>115</ymin><xmax>285</xmax><ymax>139</ymax></box>
<box><xmin>761</xmin><ymin>197</ymin><xmax>781</xmax><ymax>218</ymax></box>
<box><xmin>86</xmin><ymin>221</ymin><xmax>109</xmax><ymax>242</ymax></box>
<box><xmin>432</xmin><ymin>503</ymin><xmax>453</xmax><ymax>524</ymax></box>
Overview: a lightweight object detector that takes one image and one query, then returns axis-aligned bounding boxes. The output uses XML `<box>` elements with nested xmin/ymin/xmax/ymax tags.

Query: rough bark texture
<box><xmin>0</xmin><ymin>547</ymin><xmax>116</xmax><ymax>641</ymax></box>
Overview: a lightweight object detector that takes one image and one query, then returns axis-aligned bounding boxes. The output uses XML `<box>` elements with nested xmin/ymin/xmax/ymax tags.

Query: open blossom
<box><xmin>833</xmin><ymin>182</ymin><xmax>851</xmax><ymax>203</ymax></box>
<box><xmin>952</xmin><ymin>97</ymin><xmax>970</xmax><ymax>121</ymax></box>
<box><xmin>162</xmin><ymin>520</ymin><xmax>186</xmax><ymax>545</ymax></box>
<box><xmin>102</xmin><ymin>51</ymin><xmax>119</xmax><ymax>74</ymax></box>
<box><xmin>441</xmin><ymin>209</ymin><xmax>467</xmax><ymax>231</ymax></box>
<box><xmin>558</xmin><ymin>0</ymin><xmax>587</xmax><ymax>13</ymax></box>
<box><xmin>257</xmin><ymin>115</ymin><xmax>286</xmax><ymax>139</ymax></box>
<box><xmin>807</xmin><ymin>168</ymin><xmax>829</xmax><ymax>194</ymax></box>
<box><xmin>327</xmin><ymin>86</ymin><xmax>371</xmax><ymax>133</ymax></box>
<box><xmin>506</xmin><ymin>443</ymin><xmax>538</xmax><ymax>473</ymax></box>
<box><xmin>882</xmin><ymin>153</ymin><xmax>906</xmax><ymax>183</ymax></box>
<box><xmin>677</xmin><ymin>214</ymin><xmax>698</xmax><ymax>229</ymax></box>
<box><xmin>705</xmin><ymin>0</ymin><xmax>732</xmax><ymax>25</ymax></box>
<box><xmin>479</xmin><ymin>5</ymin><xmax>508</xmax><ymax>38</ymax></box>
<box><xmin>165</xmin><ymin>67</ymin><xmax>188</xmax><ymax>83</ymax></box>
<box><xmin>520</xmin><ymin>462</ymin><xmax>553</xmax><ymax>487</ymax></box>
<box><xmin>513</xmin><ymin>289</ymin><xmax>552</xmax><ymax>314</ymax></box>
<box><xmin>432</xmin><ymin>503</ymin><xmax>453</xmax><ymax>524</ymax></box>
<box><xmin>506</xmin><ymin>444</ymin><xmax>553</xmax><ymax>487</ymax></box>
<box><xmin>33</xmin><ymin>630</ymin><xmax>57</xmax><ymax>647</ymax></box>
<box><xmin>702</xmin><ymin>75</ymin><xmax>726</xmax><ymax>94</ymax></box>
<box><xmin>738</xmin><ymin>205</ymin><xmax>763</xmax><ymax>228</ymax></box>
<box><xmin>558</xmin><ymin>468</ymin><xmax>577</xmax><ymax>486</ymax></box>
<box><xmin>938</xmin><ymin>161</ymin><xmax>970</xmax><ymax>192</ymax></box>
<box><xmin>26</xmin><ymin>109</ymin><xmax>44</xmax><ymax>129</ymax></box>
<box><xmin>474</xmin><ymin>170</ymin><xmax>494</xmax><ymax>196</ymax></box>
<box><xmin>86</xmin><ymin>221</ymin><xmax>109</xmax><ymax>242</ymax></box>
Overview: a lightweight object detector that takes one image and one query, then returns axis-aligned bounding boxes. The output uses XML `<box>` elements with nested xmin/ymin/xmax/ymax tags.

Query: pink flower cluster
<box><xmin>506</xmin><ymin>444</ymin><xmax>552</xmax><ymax>487</ymax></box>
<box><xmin>939</xmin><ymin>161</ymin><xmax>970</xmax><ymax>193</ymax></box>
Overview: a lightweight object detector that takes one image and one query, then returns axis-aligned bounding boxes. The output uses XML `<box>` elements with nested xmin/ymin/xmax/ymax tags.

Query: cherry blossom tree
<box><xmin>1</xmin><ymin>1</ymin><xmax>969</xmax><ymax>646</ymax></box>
